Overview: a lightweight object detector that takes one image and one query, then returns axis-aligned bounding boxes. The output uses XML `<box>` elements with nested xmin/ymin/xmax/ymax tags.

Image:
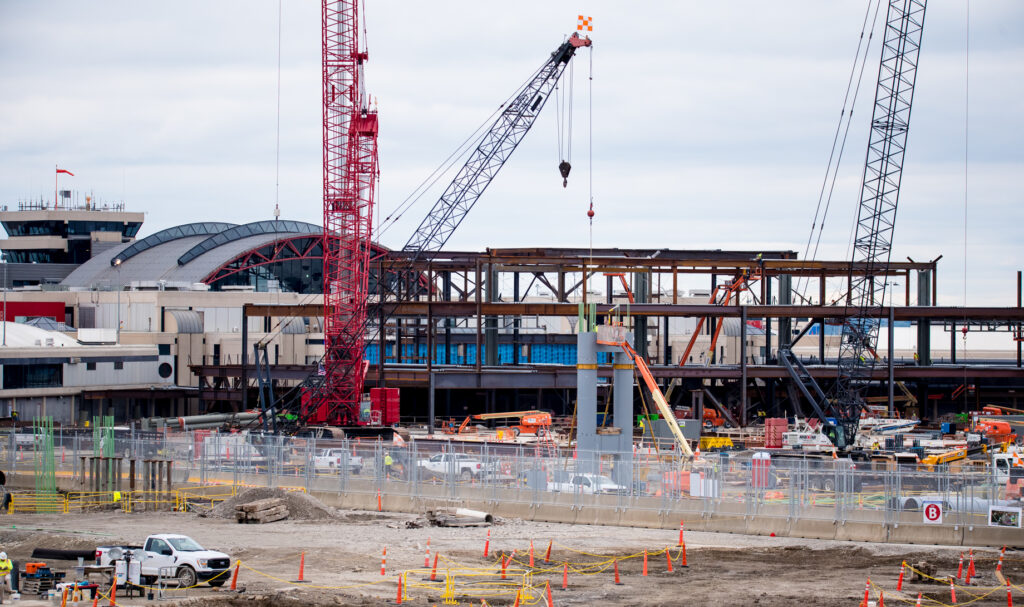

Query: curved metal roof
<box><xmin>177</xmin><ymin>220</ymin><xmax>320</xmax><ymax>266</ymax></box>
<box><xmin>167</xmin><ymin>309</ymin><xmax>204</xmax><ymax>334</ymax></box>
<box><xmin>111</xmin><ymin>222</ymin><xmax>237</xmax><ymax>266</ymax></box>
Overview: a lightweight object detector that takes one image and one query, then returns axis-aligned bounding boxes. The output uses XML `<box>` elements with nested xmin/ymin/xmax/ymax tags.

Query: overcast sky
<box><xmin>1</xmin><ymin>1</ymin><xmax>1022</xmax><ymax>307</ymax></box>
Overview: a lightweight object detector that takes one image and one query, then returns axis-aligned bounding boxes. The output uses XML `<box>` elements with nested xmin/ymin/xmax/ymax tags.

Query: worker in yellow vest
<box><xmin>0</xmin><ymin>551</ymin><xmax>12</xmax><ymax>591</ymax></box>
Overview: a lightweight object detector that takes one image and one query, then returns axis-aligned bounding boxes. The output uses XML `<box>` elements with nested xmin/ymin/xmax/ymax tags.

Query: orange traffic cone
<box><xmin>678</xmin><ymin>520</ymin><xmax>684</xmax><ymax>546</ymax></box>
<box><xmin>545</xmin><ymin>581</ymin><xmax>554</xmax><ymax>607</ymax></box>
<box><xmin>425</xmin><ymin>538</ymin><xmax>431</xmax><ymax>568</ymax></box>
<box><xmin>483</xmin><ymin>529</ymin><xmax>490</xmax><ymax>558</ymax></box>
<box><xmin>230</xmin><ymin>562</ymin><xmax>240</xmax><ymax>590</ymax></box>
<box><xmin>950</xmin><ymin>576</ymin><xmax>958</xmax><ymax>604</ymax></box>
<box><xmin>681</xmin><ymin>541</ymin><xmax>688</xmax><ymax>567</ymax></box>
<box><xmin>665</xmin><ymin>547</ymin><xmax>674</xmax><ymax>573</ymax></box>
<box><xmin>395</xmin><ymin>574</ymin><xmax>403</xmax><ymax>605</ymax></box>
<box><xmin>642</xmin><ymin>550</ymin><xmax>648</xmax><ymax>577</ymax></box>
<box><xmin>561</xmin><ymin>562</ymin><xmax>569</xmax><ymax>590</ymax></box>
<box><xmin>381</xmin><ymin>547</ymin><xmax>387</xmax><ymax>576</ymax></box>
<box><xmin>544</xmin><ymin>540</ymin><xmax>552</xmax><ymax>564</ymax></box>
<box><xmin>295</xmin><ymin>551</ymin><xmax>308</xmax><ymax>582</ymax></box>
<box><xmin>897</xmin><ymin>561</ymin><xmax>905</xmax><ymax>591</ymax></box>
<box><xmin>613</xmin><ymin>559</ymin><xmax>623</xmax><ymax>585</ymax></box>
<box><xmin>860</xmin><ymin>578</ymin><xmax>870</xmax><ymax>607</ymax></box>
<box><xmin>529</xmin><ymin>540</ymin><xmax>535</xmax><ymax>567</ymax></box>
<box><xmin>430</xmin><ymin>552</ymin><xmax>439</xmax><ymax>581</ymax></box>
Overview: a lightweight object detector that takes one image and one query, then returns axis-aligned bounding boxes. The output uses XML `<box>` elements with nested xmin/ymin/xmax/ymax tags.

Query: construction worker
<box><xmin>0</xmin><ymin>551</ymin><xmax>12</xmax><ymax>592</ymax></box>
<box><xmin>383</xmin><ymin>451</ymin><xmax>394</xmax><ymax>478</ymax></box>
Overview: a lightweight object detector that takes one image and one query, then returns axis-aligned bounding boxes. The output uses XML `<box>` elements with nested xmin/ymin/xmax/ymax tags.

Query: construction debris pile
<box><xmin>209</xmin><ymin>488</ymin><xmax>337</xmax><ymax>522</ymax></box>
<box><xmin>235</xmin><ymin>497</ymin><xmax>289</xmax><ymax>524</ymax></box>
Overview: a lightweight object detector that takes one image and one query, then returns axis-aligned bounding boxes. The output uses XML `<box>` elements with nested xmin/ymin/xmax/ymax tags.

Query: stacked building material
<box><xmin>235</xmin><ymin>497</ymin><xmax>288</xmax><ymax>524</ymax></box>
<box><xmin>764</xmin><ymin>418</ymin><xmax>788</xmax><ymax>449</ymax></box>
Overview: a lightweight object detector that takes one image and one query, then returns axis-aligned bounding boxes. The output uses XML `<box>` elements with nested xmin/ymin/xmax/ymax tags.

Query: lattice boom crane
<box><xmin>319</xmin><ymin>0</ymin><xmax>379</xmax><ymax>425</ymax></box>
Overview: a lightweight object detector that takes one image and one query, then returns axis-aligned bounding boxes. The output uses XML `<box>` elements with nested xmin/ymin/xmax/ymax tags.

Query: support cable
<box><xmin>962</xmin><ymin>0</ymin><xmax>970</xmax><ymax>408</ymax></box>
<box><xmin>795</xmin><ymin>0</ymin><xmax>883</xmax><ymax>303</ymax></box>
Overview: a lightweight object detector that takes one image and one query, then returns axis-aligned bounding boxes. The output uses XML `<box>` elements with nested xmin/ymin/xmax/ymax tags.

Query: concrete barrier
<box><xmin>835</xmin><ymin>520</ymin><xmax>888</xmax><ymax>543</ymax></box>
<box><xmin>889</xmin><ymin>522</ymin><xmax>964</xmax><ymax>546</ymax></box>
<box><xmin>962</xmin><ymin>524</ymin><xmax>1024</xmax><ymax>548</ymax></box>
<box><xmin>790</xmin><ymin>518</ymin><xmax>838</xmax><ymax>540</ymax></box>
<box><xmin>745</xmin><ymin>516</ymin><xmax>791</xmax><ymax>538</ymax></box>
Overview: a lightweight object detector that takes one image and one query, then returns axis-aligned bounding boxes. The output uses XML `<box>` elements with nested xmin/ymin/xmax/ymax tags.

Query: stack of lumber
<box><xmin>234</xmin><ymin>497</ymin><xmax>288</xmax><ymax>524</ymax></box>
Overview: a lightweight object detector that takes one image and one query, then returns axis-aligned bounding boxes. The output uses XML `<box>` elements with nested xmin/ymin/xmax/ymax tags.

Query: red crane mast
<box><xmin>320</xmin><ymin>0</ymin><xmax>379</xmax><ymax>425</ymax></box>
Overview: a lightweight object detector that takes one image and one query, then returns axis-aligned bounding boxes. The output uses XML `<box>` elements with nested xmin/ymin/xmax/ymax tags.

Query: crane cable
<box><xmin>794</xmin><ymin>0</ymin><xmax>884</xmax><ymax>305</ymax></box>
<box><xmin>962</xmin><ymin>0</ymin><xmax>970</xmax><ymax>409</ymax></box>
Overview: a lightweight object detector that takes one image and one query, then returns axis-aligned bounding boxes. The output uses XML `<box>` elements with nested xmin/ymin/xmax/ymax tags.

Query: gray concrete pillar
<box><xmin>576</xmin><ymin>331</ymin><xmax>598</xmax><ymax>474</ymax></box>
<box><xmin>612</xmin><ymin>342</ymin><xmax>634</xmax><ymax>489</ymax></box>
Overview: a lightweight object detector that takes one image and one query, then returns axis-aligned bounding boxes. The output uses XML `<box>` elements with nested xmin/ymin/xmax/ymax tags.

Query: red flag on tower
<box><xmin>56</xmin><ymin>168</ymin><xmax>74</xmax><ymax>176</ymax></box>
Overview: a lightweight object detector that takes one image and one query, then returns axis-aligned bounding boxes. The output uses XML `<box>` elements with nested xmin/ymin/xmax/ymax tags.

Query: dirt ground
<box><xmin>0</xmin><ymin>502</ymin><xmax>1018</xmax><ymax>606</ymax></box>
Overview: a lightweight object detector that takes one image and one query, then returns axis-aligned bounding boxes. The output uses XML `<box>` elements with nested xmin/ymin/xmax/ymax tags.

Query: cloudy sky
<box><xmin>1</xmin><ymin>1</ymin><xmax>1022</xmax><ymax>306</ymax></box>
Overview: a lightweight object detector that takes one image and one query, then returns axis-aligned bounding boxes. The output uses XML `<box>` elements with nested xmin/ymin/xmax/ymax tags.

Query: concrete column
<box><xmin>612</xmin><ymin>339</ymin><xmax>634</xmax><ymax>489</ymax></box>
<box><xmin>576</xmin><ymin>331</ymin><xmax>598</xmax><ymax>474</ymax></box>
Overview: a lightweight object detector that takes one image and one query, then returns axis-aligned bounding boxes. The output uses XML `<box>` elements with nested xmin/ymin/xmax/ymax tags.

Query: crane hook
<box><xmin>558</xmin><ymin>161</ymin><xmax>572</xmax><ymax>187</ymax></box>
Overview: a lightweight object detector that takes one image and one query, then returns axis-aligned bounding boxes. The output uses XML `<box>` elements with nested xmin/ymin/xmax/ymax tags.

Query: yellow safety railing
<box><xmin>8</xmin><ymin>492</ymin><xmax>68</xmax><ymax>514</ymax></box>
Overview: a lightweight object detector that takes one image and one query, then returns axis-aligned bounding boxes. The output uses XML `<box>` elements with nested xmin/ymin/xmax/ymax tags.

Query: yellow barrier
<box><xmin>698</xmin><ymin>437</ymin><xmax>734</xmax><ymax>450</ymax></box>
<box><xmin>8</xmin><ymin>492</ymin><xmax>67</xmax><ymax>514</ymax></box>
<box><xmin>6</xmin><ymin>484</ymin><xmax>257</xmax><ymax>515</ymax></box>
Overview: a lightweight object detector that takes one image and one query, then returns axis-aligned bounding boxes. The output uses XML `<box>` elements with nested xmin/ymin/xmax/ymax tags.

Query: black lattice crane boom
<box><xmin>783</xmin><ymin>0</ymin><xmax>927</xmax><ymax>448</ymax></box>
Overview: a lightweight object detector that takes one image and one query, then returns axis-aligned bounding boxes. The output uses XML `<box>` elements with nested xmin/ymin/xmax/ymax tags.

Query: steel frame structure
<box><xmin>320</xmin><ymin>0</ymin><xmax>379</xmax><ymax>425</ymax></box>
<box><xmin>831</xmin><ymin>0</ymin><xmax>927</xmax><ymax>446</ymax></box>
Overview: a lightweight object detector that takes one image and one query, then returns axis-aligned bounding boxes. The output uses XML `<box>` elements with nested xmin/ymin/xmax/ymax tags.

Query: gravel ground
<box><xmin>0</xmin><ymin>508</ymin><xmax>1015</xmax><ymax>606</ymax></box>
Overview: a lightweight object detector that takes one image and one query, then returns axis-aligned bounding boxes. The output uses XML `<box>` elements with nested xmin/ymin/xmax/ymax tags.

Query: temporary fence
<box><xmin>0</xmin><ymin>430</ymin><xmax>1018</xmax><ymax>536</ymax></box>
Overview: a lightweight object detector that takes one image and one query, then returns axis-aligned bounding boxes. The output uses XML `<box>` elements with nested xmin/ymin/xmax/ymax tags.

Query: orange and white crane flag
<box><xmin>577</xmin><ymin>15</ymin><xmax>593</xmax><ymax>32</ymax></box>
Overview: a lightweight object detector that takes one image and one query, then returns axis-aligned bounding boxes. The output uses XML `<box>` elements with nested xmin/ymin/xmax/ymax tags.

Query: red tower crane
<box><xmin>319</xmin><ymin>0</ymin><xmax>379</xmax><ymax>425</ymax></box>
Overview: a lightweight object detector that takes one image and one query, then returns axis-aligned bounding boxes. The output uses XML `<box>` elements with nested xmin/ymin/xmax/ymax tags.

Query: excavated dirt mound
<box><xmin>208</xmin><ymin>488</ymin><xmax>337</xmax><ymax>521</ymax></box>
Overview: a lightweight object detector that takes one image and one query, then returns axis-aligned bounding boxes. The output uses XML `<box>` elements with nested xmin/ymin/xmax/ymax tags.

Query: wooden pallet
<box><xmin>20</xmin><ymin>576</ymin><xmax>56</xmax><ymax>595</ymax></box>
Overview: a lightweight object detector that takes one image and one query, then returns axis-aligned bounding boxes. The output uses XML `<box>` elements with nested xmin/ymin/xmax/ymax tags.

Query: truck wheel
<box><xmin>461</xmin><ymin>469</ymin><xmax>474</xmax><ymax>482</ymax></box>
<box><xmin>822</xmin><ymin>478</ymin><xmax>836</xmax><ymax>492</ymax></box>
<box><xmin>208</xmin><ymin>580</ymin><xmax>226</xmax><ymax>588</ymax></box>
<box><xmin>176</xmin><ymin>566</ymin><xmax>197</xmax><ymax>588</ymax></box>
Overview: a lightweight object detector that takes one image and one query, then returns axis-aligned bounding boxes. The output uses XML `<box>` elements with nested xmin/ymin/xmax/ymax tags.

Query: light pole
<box><xmin>114</xmin><ymin>259</ymin><xmax>122</xmax><ymax>343</ymax></box>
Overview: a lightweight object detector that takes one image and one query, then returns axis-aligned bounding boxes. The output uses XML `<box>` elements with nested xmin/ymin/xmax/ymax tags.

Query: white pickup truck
<box><xmin>97</xmin><ymin>534</ymin><xmax>231</xmax><ymax>588</ymax></box>
<box><xmin>548</xmin><ymin>473</ymin><xmax>627</xmax><ymax>495</ymax></box>
<box><xmin>313</xmin><ymin>448</ymin><xmax>363</xmax><ymax>474</ymax></box>
<box><xmin>418</xmin><ymin>453</ymin><xmax>496</xmax><ymax>481</ymax></box>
